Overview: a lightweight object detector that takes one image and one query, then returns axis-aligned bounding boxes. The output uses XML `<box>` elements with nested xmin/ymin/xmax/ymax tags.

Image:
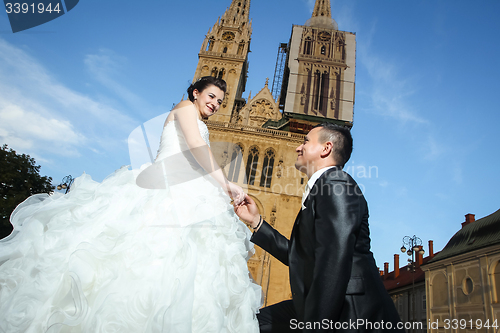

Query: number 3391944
<box><xmin>443</xmin><ymin>319</ymin><xmax>498</xmax><ymax>330</ymax></box>
<box><xmin>5</xmin><ymin>3</ymin><xmax>62</xmax><ymax>14</ymax></box>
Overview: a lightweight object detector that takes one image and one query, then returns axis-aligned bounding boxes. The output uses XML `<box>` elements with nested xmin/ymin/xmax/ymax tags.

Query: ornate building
<box><xmin>192</xmin><ymin>0</ymin><xmax>357</xmax><ymax>305</ymax></box>
<box><xmin>421</xmin><ymin>210</ymin><xmax>500</xmax><ymax>333</ymax></box>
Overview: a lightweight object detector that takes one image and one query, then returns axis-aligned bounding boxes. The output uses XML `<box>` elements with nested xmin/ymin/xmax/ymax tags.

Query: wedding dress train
<box><xmin>0</xmin><ymin>119</ymin><xmax>261</xmax><ymax>332</ymax></box>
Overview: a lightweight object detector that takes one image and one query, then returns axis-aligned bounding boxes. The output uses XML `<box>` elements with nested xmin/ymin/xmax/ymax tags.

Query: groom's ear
<box><xmin>320</xmin><ymin>141</ymin><xmax>333</xmax><ymax>159</ymax></box>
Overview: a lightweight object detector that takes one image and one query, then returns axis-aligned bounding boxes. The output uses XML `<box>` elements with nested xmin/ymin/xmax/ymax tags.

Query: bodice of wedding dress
<box><xmin>155</xmin><ymin>119</ymin><xmax>210</xmax><ymax>162</ymax></box>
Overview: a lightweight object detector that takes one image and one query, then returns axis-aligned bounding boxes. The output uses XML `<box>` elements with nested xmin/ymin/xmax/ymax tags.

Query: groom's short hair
<box><xmin>314</xmin><ymin>123</ymin><xmax>353</xmax><ymax>168</ymax></box>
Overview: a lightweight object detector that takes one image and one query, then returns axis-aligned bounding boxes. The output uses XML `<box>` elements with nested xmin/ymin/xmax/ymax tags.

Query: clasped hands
<box><xmin>226</xmin><ymin>182</ymin><xmax>261</xmax><ymax>230</ymax></box>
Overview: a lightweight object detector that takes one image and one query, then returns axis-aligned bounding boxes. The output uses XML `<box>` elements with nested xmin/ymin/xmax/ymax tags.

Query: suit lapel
<box><xmin>297</xmin><ymin>167</ymin><xmax>340</xmax><ymax>226</ymax></box>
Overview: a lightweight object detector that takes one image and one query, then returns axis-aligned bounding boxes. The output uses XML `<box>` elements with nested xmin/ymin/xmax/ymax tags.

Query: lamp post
<box><xmin>400</xmin><ymin>235</ymin><xmax>425</xmax><ymax>332</ymax></box>
<box><xmin>57</xmin><ymin>175</ymin><xmax>74</xmax><ymax>194</ymax></box>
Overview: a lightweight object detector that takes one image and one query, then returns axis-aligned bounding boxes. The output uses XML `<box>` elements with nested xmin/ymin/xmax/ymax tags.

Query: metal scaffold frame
<box><xmin>271</xmin><ymin>43</ymin><xmax>288</xmax><ymax>103</ymax></box>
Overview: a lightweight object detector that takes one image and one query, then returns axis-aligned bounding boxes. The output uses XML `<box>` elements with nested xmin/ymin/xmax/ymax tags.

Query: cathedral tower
<box><xmin>281</xmin><ymin>0</ymin><xmax>356</xmax><ymax>133</ymax></box>
<box><xmin>193</xmin><ymin>0</ymin><xmax>252</xmax><ymax>123</ymax></box>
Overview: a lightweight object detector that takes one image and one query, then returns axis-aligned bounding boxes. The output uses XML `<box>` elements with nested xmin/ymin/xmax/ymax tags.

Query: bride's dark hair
<box><xmin>187</xmin><ymin>76</ymin><xmax>227</xmax><ymax>102</ymax></box>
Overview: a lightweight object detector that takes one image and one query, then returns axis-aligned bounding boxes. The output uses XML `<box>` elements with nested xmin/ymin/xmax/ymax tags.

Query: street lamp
<box><xmin>401</xmin><ymin>235</ymin><xmax>424</xmax><ymax>331</ymax></box>
<box><xmin>57</xmin><ymin>175</ymin><xmax>74</xmax><ymax>194</ymax></box>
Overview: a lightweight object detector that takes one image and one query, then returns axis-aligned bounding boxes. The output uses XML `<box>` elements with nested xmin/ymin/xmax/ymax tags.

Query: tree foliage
<box><xmin>0</xmin><ymin>144</ymin><xmax>54</xmax><ymax>238</ymax></box>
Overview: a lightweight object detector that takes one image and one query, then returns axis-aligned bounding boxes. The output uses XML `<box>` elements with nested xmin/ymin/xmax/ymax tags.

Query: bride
<box><xmin>0</xmin><ymin>76</ymin><xmax>262</xmax><ymax>332</ymax></box>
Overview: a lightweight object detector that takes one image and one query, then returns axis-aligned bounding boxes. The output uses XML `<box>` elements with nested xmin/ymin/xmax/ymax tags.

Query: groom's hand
<box><xmin>234</xmin><ymin>194</ymin><xmax>261</xmax><ymax>230</ymax></box>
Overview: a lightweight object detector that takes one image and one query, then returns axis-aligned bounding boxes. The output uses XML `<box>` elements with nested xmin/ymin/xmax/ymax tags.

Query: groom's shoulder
<box><xmin>317</xmin><ymin>169</ymin><xmax>365</xmax><ymax>200</ymax></box>
<box><xmin>319</xmin><ymin>167</ymin><xmax>361</xmax><ymax>189</ymax></box>
<box><xmin>321</xmin><ymin>167</ymin><xmax>351</xmax><ymax>182</ymax></box>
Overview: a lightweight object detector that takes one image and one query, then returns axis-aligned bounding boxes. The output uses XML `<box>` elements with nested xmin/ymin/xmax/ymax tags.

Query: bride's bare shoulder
<box><xmin>164</xmin><ymin>101</ymin><xmax>196</xmax><ymax>126</ymax></box>
<box><xmin>173</xmin><ymin>100</ymin><xmax>195</xmax><ymax>110</ymax></box>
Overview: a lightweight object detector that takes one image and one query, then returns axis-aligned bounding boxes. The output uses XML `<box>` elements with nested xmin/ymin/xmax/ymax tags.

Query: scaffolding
<box><xmin>271</xmin><ymin>43</ymin><xmax>288</xmax><ymax>103</ymax></box>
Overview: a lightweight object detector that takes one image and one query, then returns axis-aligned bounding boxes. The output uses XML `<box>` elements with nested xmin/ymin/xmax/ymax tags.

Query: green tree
<box><xmin>1</xmin><ymin>144</ymin><xmax>54</xmax><ymax>238</ymax></box>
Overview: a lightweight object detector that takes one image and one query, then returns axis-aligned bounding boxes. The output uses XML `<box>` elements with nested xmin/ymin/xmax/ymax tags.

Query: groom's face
<box><xmin>295</xmin><ymin>127</ymin><xmax>324</xmax><ymax>176</ymax></box>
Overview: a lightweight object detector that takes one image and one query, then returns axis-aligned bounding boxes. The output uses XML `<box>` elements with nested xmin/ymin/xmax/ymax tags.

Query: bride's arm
<box><xmin>173</xmin><ymin>102</ymin><xmax>244</xmax><ymax>203</ymax></box>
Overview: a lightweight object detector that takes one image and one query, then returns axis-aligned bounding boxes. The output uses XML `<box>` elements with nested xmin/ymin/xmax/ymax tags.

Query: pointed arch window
<box><xmin>312</xmin><ymin>70</ymin><xmax>329</xmax><ymax>114</ymax></box>
<box><xmin>336</xmin><ymin>40</ymin><xmax>344</xmax><ymax>51</ymax></box>
<box><xmin>218</xmin><ymin>68</ymin><xmax>225</xmax><ymax>79</ymax></box>
<box><xmin>211</xmin><ymin>67</ymin><xmax>218</xmax><ymax>77</ymax></box>
<box><xmin>313</xmin><ymin>70</ymin><xmax>321</xmax><ymax>110</ymax></box>
<box><xmin>238</xmin><ymin>41</ymin><xmax>245</xmax><ymax>55</ymax></box>
<box><xmin>206</xmin><ymin>38</ymin><xmax>214</xmax><ymax>52</ymax></box>
<box><xmin>223</xmin><ymin>47</ymin><xmax>228</xmax><ymax>54</ymax></box>
<box><xmin>244</xmin><ymin>146</ymin><xmax>259</xmax><ymax>185</ymax></box>
<box><xmin>321</xmin><ymin>45</ymin><xmax>326</xmax><ymax>55</ymax></box>
<box><xmin>304</xmin><ymin>37</ymin><xmax>312</xmax><ymax>55</ymax></box>
<box><xmin>319</xmin><ymin>72</ymin><xmax>329</xmax><ymax>115</ymax></box>
<box><xmin>260</xmin><ymin>148</ymin><xmax>275</xmax><ymax>188</ymax></box>
<box><xmin>228</xmin><ymin>144</ymin><xmax>244</xmax><ymax>183</ymax></box>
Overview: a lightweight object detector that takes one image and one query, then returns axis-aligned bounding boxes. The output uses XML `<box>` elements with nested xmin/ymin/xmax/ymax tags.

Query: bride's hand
<box><xmin>226</xmin><ymin>182</ymin><xmax>245</xmax><ymax>206</ymax></box>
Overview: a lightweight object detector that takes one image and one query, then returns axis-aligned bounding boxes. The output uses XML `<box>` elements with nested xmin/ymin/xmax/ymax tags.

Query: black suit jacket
<box><xmin>251</xmin><ymin>167</ymin><xmax>403</xmax><ymax>332</ymax></box>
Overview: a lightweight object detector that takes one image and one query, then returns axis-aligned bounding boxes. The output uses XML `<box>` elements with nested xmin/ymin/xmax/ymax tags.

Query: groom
<box><xmin>235</xmin><ymin>123</ymin><xmax>403</xmax><ymax>332</ymax></box>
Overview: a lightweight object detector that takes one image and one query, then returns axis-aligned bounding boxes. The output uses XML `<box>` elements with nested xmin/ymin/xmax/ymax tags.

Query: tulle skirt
<box><xmin>0</xmin><ymin>165</ymin><xmax>261</xmax><ymax>332</ymax></box>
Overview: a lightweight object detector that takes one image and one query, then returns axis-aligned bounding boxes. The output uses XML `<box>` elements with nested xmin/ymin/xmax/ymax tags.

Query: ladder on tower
<box><xmin>271</xmin><ymin>43</ymin><xmax>288</xmax><ymax>104</ymax></box>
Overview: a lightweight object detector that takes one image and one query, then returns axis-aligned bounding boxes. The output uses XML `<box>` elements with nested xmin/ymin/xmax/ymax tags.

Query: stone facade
<box><xmin>421</xmin><ymin>211</ymin><xmax>500</xmax><ymax>333</ymax></box>
<box><xmin>283</xmin><ymin>26</ymin><xmax>356</xmax><ymax>124</ymax></box>
<box><xmin>281</xmin><ymin>0</ymin><xmax>356</xmax><ymax>131</ymax></box>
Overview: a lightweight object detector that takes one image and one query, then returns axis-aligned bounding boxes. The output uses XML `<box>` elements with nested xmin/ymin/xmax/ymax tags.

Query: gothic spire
<box><xmin>306</xmin><ymin>0</ymin><xmax>338</xmax><ymax>30</ymax></box>
<box><xmin>312</xmin><ymin>0</ymin><xmax>331</xmax><ymax>19</ymax></box>
<box><xmin>221</xmin><ymin>0</ymin><xmax>251</xmax><ymax>28</ymax></box>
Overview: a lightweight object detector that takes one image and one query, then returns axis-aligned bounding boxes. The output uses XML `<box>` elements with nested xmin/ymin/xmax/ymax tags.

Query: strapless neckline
<box><xmin>155</xmin><ymin>118</ymin><xmax>209</xmax><ymax>162</ymax></box>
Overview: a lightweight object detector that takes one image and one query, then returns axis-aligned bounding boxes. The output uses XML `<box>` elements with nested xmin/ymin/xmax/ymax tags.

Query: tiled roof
<box><xmin>427</xmin><ymin>208</ymin><xmax>500</xmax><ymax>264</ymax></box>
<box><xmin>382</xmin><ymin>255</ymin><xmax>435</xmax><ymax>291</ymax></box>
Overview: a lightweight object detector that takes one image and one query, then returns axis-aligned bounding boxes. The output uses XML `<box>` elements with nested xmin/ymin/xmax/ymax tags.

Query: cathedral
<box><xmin>192</xmin><ymin>0</ymin><xmax>356</xmax><ymax>306</ymax></box>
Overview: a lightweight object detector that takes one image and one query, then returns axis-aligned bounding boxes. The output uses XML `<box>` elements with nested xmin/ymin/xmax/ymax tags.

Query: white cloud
<box><xmin>0</xmin><ymin>103</ymin><xmax>85</xmax><ymax>155</ymax></box>
<box><xmin>379</xmin><ymin>180</ymin><xmax>389</xmax><ymax>187</ymax></box>
<box><xmin>0</xmin><ymin>38</ymin><xmax>137</xmax><ymax>162</ymax></box>
<box><xmin>360</xmin><ymin>54</ymin><xmax>427</xmax><ymax>124</ymax></box>
<box><xmin>84</xmin><ymin>49</ymin><xmax>145</xmax><ymax>112</ymax></box>
<box><xmin>422</xmin><ymin>134</ymin><xmax>445</xmax><ymax>160</ymax></box>
<box><xmin>304</xmin><ymin>0</ymin><xmax>315</xmax><ymax>12</ymax></box>
<box><xmin>355</xmin><ymin>20</ymin><xmax>427</xmax><ymax>125</ymax></box>
<box><xmin>353</xmin><ymin>21</ymin><xmax>450</xmax><ymax>163</ymax></box>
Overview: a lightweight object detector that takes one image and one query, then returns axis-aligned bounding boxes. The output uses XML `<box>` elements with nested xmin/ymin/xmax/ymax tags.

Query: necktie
<box><xmin>301</xmin><ymin>184</ymin><xmax>310</xmax><ymax>210</ymax></box>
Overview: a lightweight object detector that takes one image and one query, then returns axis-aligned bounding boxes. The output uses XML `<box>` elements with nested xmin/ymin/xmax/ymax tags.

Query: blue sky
<box><xmin>1</xmin><ymin>0</ymin><xmax>499</xmax><ymax>269</ymax></box>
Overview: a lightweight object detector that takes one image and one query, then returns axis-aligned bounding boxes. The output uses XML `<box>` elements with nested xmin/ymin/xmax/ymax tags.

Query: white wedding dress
<box><xmin>0</xmin><ymin>119</ymin><xmax>261</xmax><ymax>333</ymax></box>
